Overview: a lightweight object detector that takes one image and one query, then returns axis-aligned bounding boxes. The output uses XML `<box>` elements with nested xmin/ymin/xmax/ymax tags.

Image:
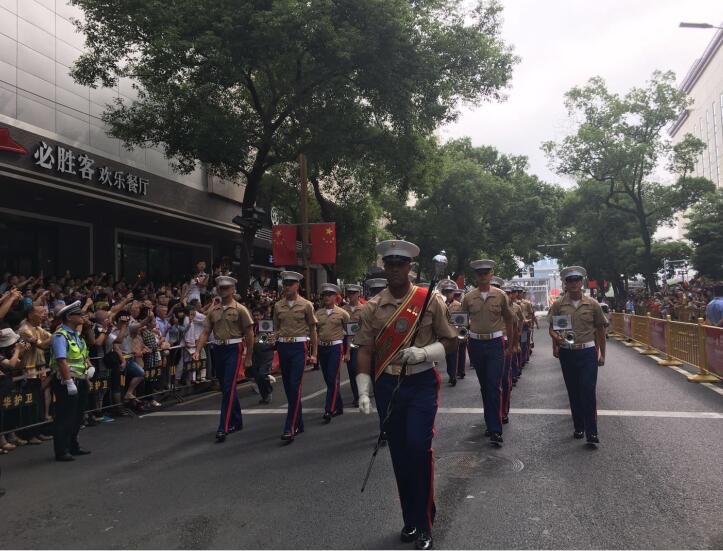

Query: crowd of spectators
<box><xmin>0</xmin><ymin>261</ymin><xmax>286</xmax><ymax>455</ymax></box>
<box><xmin>621</xmin><ymin>276</ymin><xmax>723</xmax><ymax>326</ymax></box>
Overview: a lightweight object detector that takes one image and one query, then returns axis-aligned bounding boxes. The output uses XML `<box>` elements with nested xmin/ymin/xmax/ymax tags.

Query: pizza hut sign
<box><xmin>32</xmin><ymin>141</ymin><xmax>149</xmax><ymax>197</ymax></box>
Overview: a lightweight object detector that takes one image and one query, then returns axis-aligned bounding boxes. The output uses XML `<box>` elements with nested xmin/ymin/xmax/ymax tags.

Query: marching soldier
<box><xmin>194</xmin><ymin>276</ymin><xmax>254</xmax><ymax>442</ymax></box>
<box><xmin>355</xmin><ymin>240</ymin><xmax>458</xmax><ymax>550</ymax></box>
<box><xmin>316</xmin><ymin>283</ymin><xmax>350</xmax><ymax>422</ymax></box>
<box><xmin>548</xmin><ymin>266</ymin><xmax>607</xmax><ymax>444</ymax></box>
<box><xmin>452</xmin><ymin>288</ymin><xmax>467</xmax><ymax>379</ymax></box>
<box><xmin>502</xmin><ymin>285</ymin><xmax>524</xmax><ymax>425</ymax></box>
<box><xmin>342</xmin><ymin>284</ymin><xmax>364</xmax><ymax>407</ymax></box>
<box><xmin>273</xmin><ymin>271</ymin><xmax>318</xmax><ymax>442</ymax></box>
<box><xmin>519</xmin><ymin>288</ymin><xmax>535</xmax><ymax>365</ymax></box>
<box><xmin>438</xmin><ymin>280</ymin><xmax>462</xmax><ymax>386</ymax></box>
<box><xmin>511</xmin><ymin>286</ymin><xmax>526</xmax><ymax>380</ymax></box>
<box><xmin>462</xmin><ymin>260</ymin><xmax>514</xmax><ymax>444</ymax></box>
<box><xmin>49</xmin><ymin>301</ymin><xmax>93</xmax><ymax>461</ymax></box>
<box><xmin>365</xmin><ymin>277</ymin><xmax>388</xmax><ymax>298</ymax></box>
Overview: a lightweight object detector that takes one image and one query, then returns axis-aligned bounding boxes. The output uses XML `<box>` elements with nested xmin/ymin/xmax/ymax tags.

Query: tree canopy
<box><xmin>685</xmin><ymin>190</ymin><xmax>723</xmax><ymax>280</ymax></box>
<box><xmin>70</xmin><ymin>0</ymin><xmax>517</xmax><ymax>289</ymax></box>
<box><xmin>543</xmin><ymin>71</ymin><xmax>714</xmax><ymax>292</ymax></box>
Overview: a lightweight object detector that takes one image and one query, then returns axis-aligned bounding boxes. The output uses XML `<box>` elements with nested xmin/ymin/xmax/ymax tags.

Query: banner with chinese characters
<box><xmin>32</xmin><ymin>141</ymin><xmax>150</xmax><ymax>197</ymax></box>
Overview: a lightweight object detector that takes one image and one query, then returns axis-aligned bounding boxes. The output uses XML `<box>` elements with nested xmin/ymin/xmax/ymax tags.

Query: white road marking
<box><xmin>297</xmin><ymin>379</ymin><xmax>350</xmax><ymax>403</ymax></box>
<box><xmin>143</xmin><ymin>407</ymin><xmax>723</xmax><ymax>419</ymax></box>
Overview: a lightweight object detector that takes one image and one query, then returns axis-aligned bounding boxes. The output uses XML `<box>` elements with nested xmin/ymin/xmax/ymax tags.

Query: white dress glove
<box><xmin>356</xmin><ymin>373</ymin><xmax>373</xmax><ymax>415</ymax></box>
<box><xmin>63</xmin><ymin>379</ymin><xmax>78</xmax><ymax>396</ymax></box>
<box><xmin>86</xmin><ymin>366</ymin><xmax>96</xmax><ymax>380</ymax></box>
<box><xmin>399</xmin><ymin>341</ymin><xmax>446</xmax><ymax>365</ymax></box>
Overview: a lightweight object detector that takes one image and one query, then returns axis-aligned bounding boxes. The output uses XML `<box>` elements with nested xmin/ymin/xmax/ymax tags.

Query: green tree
<box><xmin>382</xmin><ymin>139</ymin><xmax>564</xmax><ymax>282</ymax></box>
<box><xmin>686</xmin><ymin>190</ymin><xmax>723</xmax><ymax>280</ymax></box>
<box><xmin>543</xmin><ymin>71</ymin><xmax>714</xmax><ymax>292</ymax></box>
<box><xmin>70</xmin><ymin>0</ymin><xmax>517</xmax><ymax>290</ymax></box>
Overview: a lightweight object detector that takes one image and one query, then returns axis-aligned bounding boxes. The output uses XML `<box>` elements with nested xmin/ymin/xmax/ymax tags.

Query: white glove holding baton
<box><xmin>398</xmin><ymin>341</ymin><xmax>446</xmax><ymax>365</ymax></box>
<box><xmin>356</xmin><ymin>373</ymin><xmax>373</xmax><ymax>415</ymax></box>
<box><xmin>63</xmin><ymin>378</ymin><xmax>78</xmax><ymax>396</ymax></box>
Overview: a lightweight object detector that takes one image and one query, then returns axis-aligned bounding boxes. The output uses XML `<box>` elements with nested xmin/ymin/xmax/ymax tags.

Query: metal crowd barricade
<box><xmin>608</xmin><ymin>312</ymin><xmax>722</xmax><ymax>383</ymax></box>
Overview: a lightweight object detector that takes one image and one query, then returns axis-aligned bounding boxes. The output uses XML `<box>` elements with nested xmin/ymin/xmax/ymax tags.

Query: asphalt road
<box><xmin>2</xmin><ymin>326</ymin><xmax>722</xmax><ymax>549</ymax></box>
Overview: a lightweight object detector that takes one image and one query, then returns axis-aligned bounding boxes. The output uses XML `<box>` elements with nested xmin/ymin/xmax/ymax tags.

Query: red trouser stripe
<box><xmin>224</xmin><ymin>342</ymin><xmax>244</xmax><ymax>432</ymax></box>
<box><xmin>290</xmin><ymin>342</ymin><xmax>306</xmax><ymax>432</ymax></box>
<box><xmin>330</xmin><ymin>345</ymin><xmax>342</xmax><ymax>413</ymax></box>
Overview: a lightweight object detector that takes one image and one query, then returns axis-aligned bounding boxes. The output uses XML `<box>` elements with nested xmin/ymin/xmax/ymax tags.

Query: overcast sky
<box><xmin>439</xmin><ymin>0</ymin><xmax>723</xmax><ymax>186</ymax></box>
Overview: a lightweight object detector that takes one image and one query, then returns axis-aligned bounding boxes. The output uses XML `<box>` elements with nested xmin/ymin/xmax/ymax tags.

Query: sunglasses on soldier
<box><xmin>282</xmin><ymin>280</ymin><xmax>297</xmax><ymax>286</ymax></box>
<box><xmin>565</xmin><ymin>276</ymin><xmax>583</xmax><ymax>282</ymax></box>
<box><xmin>475</xmin><ymin>269</ymin><xmax>492</xmax><ymax>275</ymax></box>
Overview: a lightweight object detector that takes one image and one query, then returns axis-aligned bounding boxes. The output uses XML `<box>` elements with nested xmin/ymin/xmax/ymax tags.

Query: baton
<box><xmin>361</xmin><ymin>252</ymin><xmax>449</xmax><ymax>493</ymax></box>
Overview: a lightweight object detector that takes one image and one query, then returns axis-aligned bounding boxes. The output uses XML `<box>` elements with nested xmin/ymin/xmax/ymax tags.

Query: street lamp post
<box><xmin>679</xmin><ymin>22</ymin><xmax>723</xmax><ymax>30</ymax></box>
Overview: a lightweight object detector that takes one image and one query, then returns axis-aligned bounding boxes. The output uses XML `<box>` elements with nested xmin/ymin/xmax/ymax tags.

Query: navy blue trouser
<box><xmin>501</xmin><ymin>342</ymin><xmax>513</xmax><ymax>417</ymax></box>
<box><xmin>375</xmin><ymin>369</ymin><xmax>439</xmax><ymax>533</ymax></box>
<box><xmin>468</xmin><ymin>336</ymin><xmax>505</xmax><ymax>434</ymax></box>
<box><xmin>559</xmin><ymin>347</ymin><xmax>598</xmax><ymax>435</ymax></box>
<box><xmin>346</xmin><ymin>346</ymin><xmax>359</xmax><ymax>403</ymax></box>
<box><xmin>521</xmin><ymin>326</ymin><xmax>530</xmax><ymax>365</ymax></box>
<box><xmin>445</xmin><ymin>340</ymin><xmax>459</xmax><ymax>382</ymax></box>
<box><xmin>211</xmin><ymin>343</ymin><xmax>244</xmax><ymax>433</ymax></box>
<box><xmin>319</xmin><ymin>343</ymin><xmax>344</xmax><ymax>415</ymax></box>
<box><xmin>457</xmin><ymin>339</ymin><xmax>467</xmax><ymax>377</ymax></box>
<box><xmin>277</xmin><ymin>341</ymin><xmax>306</xmax><ymax>434</ymax></box>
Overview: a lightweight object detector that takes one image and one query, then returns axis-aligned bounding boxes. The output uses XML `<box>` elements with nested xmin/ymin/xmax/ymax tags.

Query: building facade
<box><xmin>0</xmin><ymin>0</ymin><xmax>293</xmax><ymax>284</ymax></box>
<box><xmin>669</xmin><ymin>25</ymin><xmax>723</xmax><ymax>187</ymax></box>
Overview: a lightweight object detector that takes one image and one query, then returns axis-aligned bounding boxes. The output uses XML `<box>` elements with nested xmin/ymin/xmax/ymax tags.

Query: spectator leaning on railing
<box><xmin>705</xmin><ymin>283</ymin><xmax>723</xmax><ymax>328</ymax></box>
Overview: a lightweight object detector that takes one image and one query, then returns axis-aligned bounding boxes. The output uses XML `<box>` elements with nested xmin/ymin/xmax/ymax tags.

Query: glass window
<box><xmin>55</xmin><ymin>13</ymin><xmax>83</xmax><ymax>50</ymax></box>
<box><xmin>0</xmin><ymin>57</ymin><xmax>16</xmax><ymax>87</ymax></box>
<box><xmin>699</xmin><ymin>118</ymin><xmax>708</xmax><ymax>179</ymax></box>
<box><xmin>17</xmin><ymin>89</ymin><xmax>55</xmax><ymax>131</ymax></box>
<box><xmin>17</xmin><ymin>68</ymin><xmax>54</xmax><ymax>101</ymax></box>
<box><xmin>0</xmin><ymin>80</ymin><xmax>17</xmax><ymax>118</ymax></box>
<box><xmin>706</xmin><ymin>109</ymin><xmax>716</xmax><ymax>184</ymax></box>
<box><xmin>55</xmin><ymin>61</ymin><xmax>89</xmax><ymax>97</ymax></box>
<box><xmin>17</xmin><ymin>43</ymin><xmax>54</xmax><ymax>82</ymax></box>
<box><xmin>56</xmin><ymin>108</ymin><xmax>90</xmax><ymax>144</ymax></box>
<box><xmin>0</xmin><ymin>6</ymin><xmax>18</xmax><ymax>40</ymax></box>
<box><xmin>18</xmin><ymin>0</ymin><xmax>54</xmax><ymax>34</ymax></box>
<box><xmin>712</xmin><ymin>102</ymin><xmax>721</xmax><ymax>186</ymax></box>
<box><xmin>17</xmin><ymin>18</ymin><xmax>53</xmax><ymax>58</ymax></box>
<box><xmin>55</xmin><ymin>85</ymin><xmax>89</xmax><ymax>115</ymax></box>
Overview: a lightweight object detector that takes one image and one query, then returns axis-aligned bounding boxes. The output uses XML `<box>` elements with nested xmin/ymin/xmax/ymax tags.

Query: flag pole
<box><xmin>299</xmin><ymin>154</ymin><xmax>312</xmax><ymax>298</ymax></box>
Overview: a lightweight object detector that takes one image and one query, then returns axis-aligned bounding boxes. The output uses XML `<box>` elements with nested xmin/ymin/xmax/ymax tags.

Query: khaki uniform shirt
<box><xmin>273</xmin><ymin>297</ymin><xmax>318</xmax><ymax>338</ymax></box>
<box><xmin>342</xmin><ymin>303</ymin><xmax>365</xmax><ymax>323</ymax></box>
<box><xmin>549</xmin><ymin>294</ymin><xmax>608</xmax><ymax>344</ymax></box>
<box><xmin>446</xmin><ymin>299</ymin><xmax>462</xmax><ymax>314</ymax></box>
<box><xmin>316</xmin><ymin>305</ymin><xmax>351</xmax><ymax>342</ymax></box>
<box><xmin>510</xmin><ymin>302</ymin><xmax>524</xmax><ymax>331</ymax></box>
<box><xmin>203</xmin><ymin>300</ymin><xmax>254</xmax><ymax>340</ymax></box>
<box><xmin>462</xmin><ymin>287</ymin><xmax>513</xmax><ymax>334</ymax></box>
<box><xmin>522</xmin><ymin>299</ymin><xmax>535</xmax><ymax>322</ymax></box>
<box><xmin>355</xmin><ymin>287</ymin><xmax>457</xmax><ymax>354</ymax></box>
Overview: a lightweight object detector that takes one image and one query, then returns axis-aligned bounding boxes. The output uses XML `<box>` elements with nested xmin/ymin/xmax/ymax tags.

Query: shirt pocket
<box><xmin>224</xmin><ymin>309</ymin><xmax>239</xmax><ymax>322</ymax></box>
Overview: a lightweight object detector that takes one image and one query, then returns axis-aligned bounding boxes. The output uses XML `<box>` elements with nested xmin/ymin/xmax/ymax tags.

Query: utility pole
<box><xmin>299</xmin><ymin>154</ymin><xmax>312</xmax><ymax>298</ymax></box>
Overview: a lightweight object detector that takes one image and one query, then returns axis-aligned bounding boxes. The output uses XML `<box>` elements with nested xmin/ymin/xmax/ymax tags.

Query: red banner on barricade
<box><xmin>704</xmin><ymin>326</ymin><xmax>723</xmax><ymax>378</ymax></box>
<box><xmin>623</xmin><ymin>314</ymin><xmax>632</xmax><ymax>338</ymax></box>
<box><xmin>650</xmin><ymin>318</ymin><xmax>667</xmax><ymax>353</ymax></box>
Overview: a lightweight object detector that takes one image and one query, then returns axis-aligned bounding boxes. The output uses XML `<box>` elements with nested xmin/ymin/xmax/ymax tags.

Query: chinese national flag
<box><xmin>272</xmin><ymin>224</ymin><xmax>297</xmax><ymax>266</ymax></box>
<box><xmin>310</xmin><ymin>223</ymin><xmax>337</xmax><ymax>264</ymax></box>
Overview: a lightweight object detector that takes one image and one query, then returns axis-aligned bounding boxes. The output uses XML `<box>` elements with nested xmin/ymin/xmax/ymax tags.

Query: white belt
<box><xmin>319</xmin><ymin>339</ymin><xmax>343</xmax><ymax>347</ymax></box>
<box><xmin>384</xmin><ymin>361</ymin><xmax>435</xmax><ymax>376</ymax></box>
<box><xmin>215</xmin><ymin>337</ymin><xmax>245</xmax><ymax>346</ymax></box>
<box><xmin>277</xmin><ymin>336</ymin><xmax>310</xmax><ymax>343</ymax></box>
<box><xmin>559</xmin><ymin>341</ymin><xmax>596</xmax><ymax>350</ymax></box>
<box><xmin>469</xmin><ymin>330</ymin><xmax>504</xmax><ymax>341</ymax></box>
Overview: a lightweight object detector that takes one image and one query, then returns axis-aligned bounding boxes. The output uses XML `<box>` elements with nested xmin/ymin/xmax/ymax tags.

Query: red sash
<box><xmin>374</xmin><ymin>285</ymin><xmax>428</xmax><ymax>380</ymax></box>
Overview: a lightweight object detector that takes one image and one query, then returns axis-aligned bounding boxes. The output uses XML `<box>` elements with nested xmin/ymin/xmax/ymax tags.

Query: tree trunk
<box><xmin>237</xmin><ymin>170</ymin><xmax>264</xmax><ymax>295</ymax></box>
<box><xmin>635</xmin><ymin>210</ymin><xmax>657</xmax><ymax>294</ymax></box>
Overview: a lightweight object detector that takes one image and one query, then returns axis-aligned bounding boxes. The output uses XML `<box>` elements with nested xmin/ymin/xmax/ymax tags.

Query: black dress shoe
<box><xmin>458</xmin><ymin>373</ymin><xmax>465</xmax><ymax>379</ymax></box>
<box><xmin>281</xmin><ymin>432</ymin><xmax>295</xmax><ymax>442</ymax></box>
<box><xmin>490</xmin><ymin>432</ymin><xmax>503</xmax><ymax>444</ymax></box>
<box><xmin>332</xmin><ymin>410</ymin><xmax>343</xmax><ymax>417</ymax></box>
<box><xmin>55</xmin><ymin>454</ymin><xmax>75</xmax><ymax>462</ymax></box>
<box><xmin>294</xmin><ymin>426</ymin><xmax>304</xmax><ymax>435</ymax></box>
<box><xmin>586</xmin><ymin>433</ymin><xmax>600</xmax><ymax>444</ymax></box>
<box><xmin>70</xmin><ymin>448</ymin><xmax>91</xmax><ymax>456</ymax></box>
<box><xmin>215</xmin><ymin>431</ymin><xmax>226</xmax><ymax>443</ymax></box>
<box><xmin>573</xmin><ymin>431</ymin><xmax>584</xmax><ymax>439</ymax></box>
<box><xmin>228</xmin><ymin>424</ymin><xmax>243</xmax><ymax>434</ymax></box>
<box><xmin>450</xmin><ymin>378</ymin><xmax>457</xmax><ymax>387</ymax></box>
<box><xmin>415</xmin><ymin>532</ymin><xmax>433</xmax><ymax>550</ymax></box>
<box><xmin>322</xmin><ymin>412</ymin><xmax>332</xmax><ymax>423</ymax></box>
<box><xmin>484</xmin><ymin>429</ymin><xmax>491</xmax><ymax>437</ymax></box>
<box><xmin>502</xmin><ymin>416</ymin><xmax>509</xmax><ymax>424</ymax></box>
<box><xmin>400</xmin><ymin>526</ymin><xmax>418</xmax><ymax>543</ymax></box>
